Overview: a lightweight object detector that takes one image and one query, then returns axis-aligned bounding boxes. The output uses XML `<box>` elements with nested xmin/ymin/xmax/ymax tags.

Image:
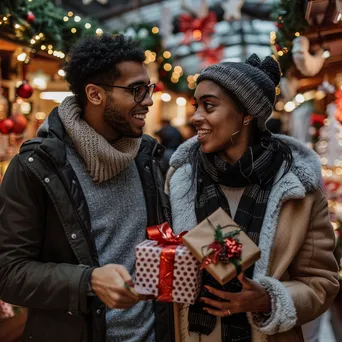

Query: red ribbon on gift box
<box><xmin>147</xmin><ymin>223</ymin><xmax>187</xmax><ymax>302</ymax></box>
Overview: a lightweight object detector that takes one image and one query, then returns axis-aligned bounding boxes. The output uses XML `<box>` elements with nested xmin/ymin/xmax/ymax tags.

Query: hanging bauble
<box><xmin>16</xmin><ymin>81</ymin><xmax>34</xmax><ymax>99</ymax></box>
<box><xmin>275</xmin><ymin>44</ymin><xmax>281</xmax><ymax>52</ymax></box>
<box><xmin>0</xmin><ymin>118</ymin><xmax>14</xmax><ymax>135</ymax></box>
<box><xmin>10</xmin><ymin>114</ymin><xmax>28</xmax><ymax>134</ymax></box>
<box><xmin>26</xmin><ymin>11</ymin><xmax>35</xmax><ymax>23</ymax></box>
<box><xmin>155</xmin><ymin>81</ymin><xmax>165</xmax><ymax>92</ymax></box>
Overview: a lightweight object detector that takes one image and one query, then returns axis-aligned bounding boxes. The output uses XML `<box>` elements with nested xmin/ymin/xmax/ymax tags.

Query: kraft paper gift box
<box><xmin>134</xmin><ymin>223</ymin><xmax>201</xmax><ymax>304</ymax></box>
<box><xmin>182</xmin><ymin>207</ymin><xmax>261</xmax><ymax>285</ymax></box>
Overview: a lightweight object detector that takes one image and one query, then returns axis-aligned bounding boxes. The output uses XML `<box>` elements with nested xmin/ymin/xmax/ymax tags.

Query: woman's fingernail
<box><xmin>200</xmin><ymin>298</ymin><xmax>206</xmax><ymax>303</ymax></box>
<box><xmin>203</xmin><ymin>308</ymin><xmax>209</xmax><ymax>312</ymax></box>
<box><xmin>205</xmin><ymin>286</ymin><xmax>212</xmax><ymax>292</ymax></box>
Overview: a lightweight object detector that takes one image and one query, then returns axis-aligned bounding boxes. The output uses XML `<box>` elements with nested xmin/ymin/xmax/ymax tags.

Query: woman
<box><xmin>166</xmin><ymin>54</ymin><xmax>339</xmax><ymax>342</ymax></box>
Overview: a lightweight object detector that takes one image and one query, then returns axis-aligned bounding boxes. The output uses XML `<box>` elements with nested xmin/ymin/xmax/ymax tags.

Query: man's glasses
<box><xmin>94</xmin><ymin>83</ymin><xmax>155</xmax><ymax>104</ymax></box>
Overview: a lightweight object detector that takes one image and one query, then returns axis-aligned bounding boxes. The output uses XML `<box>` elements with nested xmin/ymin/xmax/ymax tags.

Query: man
<box><xmin>0</xmin><ymin>34</ymin><xmax>173</xmax><ymax>342</ymax></box>
<box><xmin>154</xmin><ymin>119</ymin><xmax>183</xmax><ymax>174</ymax></box>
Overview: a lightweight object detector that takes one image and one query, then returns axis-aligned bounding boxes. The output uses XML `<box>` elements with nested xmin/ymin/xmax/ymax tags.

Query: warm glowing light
<box><xmin>187</xmin><ymin>75</ymin><xmax>194</xmax><ymax>83</ymax></box>
<box><xmin>35</xmin><ymin>112</ymin><xmax>47</xmax><ymax>120</ymax></box>
<box><xmin>48</xmin><ymin>45</ymin><xmax>53</xmax><ymax>49</ymax></box>
<box><xmin>58</xmin><ymin>69</ymin><xmax>66</xmax><ymax>77</ymax></box>
<box><xmin>176</xmin><ymin>97</ymin><xmax>187</xmax><ymax>106</ymax></box>
<box><xmin>74</xmin><ymin>16</ymin><xmax>81</xmax><ymax>22</ymax></box>
<box><xmin>163</xmin><ymin>63</ymin><xmax>172</xmax><ymax>71</ymax></box>
<box><xmin>15</xmin><ymin>24</ymin><xmax>20</xmax><ymax>29</ymax></box>
<box><xmin>278</xmin><ymin>51</ymin><xmax>284</xmax><ymax>57</ymax></box>
<box><xmin>30</xmin><ymin>39</ymin><xmax>36</xmax><ymax>44</ymax></box>
<box><xmin>295</xmin><ymin>94</ymin><xmax>305</xmax><ymax>103</ymax></box>
<box><xmin>68</xmin><ymin>11</ymin><xmax>73</xmax><ymax>17</ymax></box>
<box><xmin>85</xmin><ymin>23</ymin><xmax>91</xmax><ymax>29</ymax></box>
<box><xmin>63</xmin><ymin>16</ymin><xmax>69</xmax><ymax>22</ymax></box>
<box><xmin>163</xmin><ymin>51</ymin><xmax>171</xmax><ymax>59</ymax></box>
<box><xmin>71</xmin><ymin>28</ymin><xmax>77</xmax><ymax>33</ymax></box>
<box><xmin>284</xmin><ymin>101</ymin><xmax>296</xmax><ymax>112</ymax></box>
<box><xmin>275</xmin><ymin>102</ymin><xmax>284</xmax><ymax>111</ymax></box>
<box><xmin>295</xmin><ymin>32</ymin><xmax>300</xmax><ymax>37</ymax></box>
<box><xmin>322</xmin><ymin>50</ymin><xmax>331</xmax><ymax>59</ymax></box>
<box><xmin>174</xmin><ymin>66</ymin><xmax>183</xmax><ymax>74</ymax></box>
<box><xmin>152</xmin><ymin>27</ymin><xmax>159</xmax><ymax>34</ymax></box>
<box><xmin>161</xmin><ymin>93</ymin><xmax>171</xmax><ymax>102</ymax></box>
<box><xmin>96</xmin><ymin>28</ymin><xmax>103</xmax><ymax>35</ymax></box>
<box><xmin>41</xmin><ymin>45</ymin><xmax>46</xmax><ymax>50</ymax></box>
<box><xmin>193</xmin><ymin>30</ymin><xmax>202</xmax><ymax>41</ymax></box>
<box><xmin>17</xmin><ymin>53</ymin><xmax>27</xmax><ymax>62</ymax></box>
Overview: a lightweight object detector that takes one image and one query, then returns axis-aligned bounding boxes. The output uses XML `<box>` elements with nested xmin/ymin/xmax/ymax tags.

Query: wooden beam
<box><xmin>94</xmin><ymin>0</ymin><xmax>162</xmax><ymax>22</ymax></box>
<box><xmin>305</xmin><ymin>22</ymin><xmax>342</xmax><ymax>38</ymax></box>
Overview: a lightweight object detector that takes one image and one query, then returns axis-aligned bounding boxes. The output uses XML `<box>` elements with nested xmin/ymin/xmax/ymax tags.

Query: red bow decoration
<box><xmin>201</xmin><ymin>224</ymin><xmax>242</xmax><ymax>270</ymax></box>
<box><xmin>147</xmin><ymin>223</ymin><xmax>187</xmax><ymax>302</ymax></box>
<box><xmin>179</xmin><ymin>11</ymin><xmax>217</xmax><ymax>45</ymax></box>
<box><xmin>197</xmin><ymin>45</ymin><xmax>225</xmax><ymax>67</ymax></box>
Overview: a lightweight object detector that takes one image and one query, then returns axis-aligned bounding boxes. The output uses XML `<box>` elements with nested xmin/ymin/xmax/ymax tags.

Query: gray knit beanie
<box><xmin>196</xmin><ymin>54</ymin><xmax>281</xmax><ymax>131</ymax></box>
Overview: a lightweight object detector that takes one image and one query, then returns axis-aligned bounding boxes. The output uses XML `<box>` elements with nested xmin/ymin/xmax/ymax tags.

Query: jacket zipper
<box><xmin>36</xmin><ymin>148</ymin><xmax>96</xmax><ymax>265</ymax></box>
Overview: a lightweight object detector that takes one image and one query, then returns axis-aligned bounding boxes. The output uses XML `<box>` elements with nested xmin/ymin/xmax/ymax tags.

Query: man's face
<box><xmin>102</xmin><ymin>61</ymin><xmax>153</xmax><ymax>139</ymax></box>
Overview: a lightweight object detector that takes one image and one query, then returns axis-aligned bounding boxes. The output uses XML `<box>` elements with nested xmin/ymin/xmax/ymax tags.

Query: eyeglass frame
<box><xmin>93</xmin><ymin>83</ymin><xmax>156</xmax><ymax>104</ymax></box>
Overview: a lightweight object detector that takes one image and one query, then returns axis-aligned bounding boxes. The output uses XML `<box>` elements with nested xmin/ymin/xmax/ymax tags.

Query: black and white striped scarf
<box><xmin>188</xmin><ymin>134</ymin><xmax>285</xmax><ymax>342</ymax></box>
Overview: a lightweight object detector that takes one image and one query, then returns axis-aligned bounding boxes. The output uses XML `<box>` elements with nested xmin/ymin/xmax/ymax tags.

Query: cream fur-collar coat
<box><xmin>166</xmin><ymin>135</ymin><xmax>340</xmax><ymax>342</ymax></box>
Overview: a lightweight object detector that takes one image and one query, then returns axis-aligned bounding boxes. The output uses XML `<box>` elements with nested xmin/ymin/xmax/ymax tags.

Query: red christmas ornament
<box><xmin>0</xmin><ymin>118</ymin><xmax>14</xmax><ymax>135</ymax></box>
<box><xmin>16</xmin><ymin>81</ymin><xmax>33</xmax><ymax>99</ymax></box>
<box><xmin>155</xmin><ymin>81</ymin><xmax>164</xmax><ymax>93</ymax></box>
<box><xmin>11</xmin><ymin>114</ymin><xmax>28</xmax><ymax>134</ymax></box>
<box><xmin>275</xmin><ymin>44</ymin><xmax>281</xmax><ymax>52</ymax></box>
<box><xmin>26</xmin><ymin>11</ymin><xmax>35</xmax><ymax>23</ymax></box>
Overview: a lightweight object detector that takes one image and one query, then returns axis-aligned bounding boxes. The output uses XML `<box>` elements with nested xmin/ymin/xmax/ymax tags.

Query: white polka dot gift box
<box><xmin>134</xmin><ymin>223</ymin><xmax>201</xmax><ymax>304</ymax></box>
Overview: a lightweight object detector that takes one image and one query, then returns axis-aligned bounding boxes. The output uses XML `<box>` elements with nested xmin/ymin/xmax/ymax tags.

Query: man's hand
<box><xmin>90</xmin><ymin>264</ymin><xmax>146</xmax><ymax>309</ymax></box>
<box><xmin>200</xmin><ymin>273</ymin><xmax>272</xmax><ymax>317</ymax></box>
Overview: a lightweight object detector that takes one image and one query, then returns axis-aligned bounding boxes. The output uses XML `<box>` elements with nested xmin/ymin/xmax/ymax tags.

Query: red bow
<box><xmin>147</xmin><ymin>222</ymin><xmax>186</xmax><ymax>245</ymax></box>
<box><xmin>179</xmin><ymin>11</ymin><xmax>217</xmax><ymax>45</ymax></box>
<box><xmin>147</xmin><ymin>223</ymin><xmax>187</xmax><ymax>302</ymax></box>
<box><xmin>197</xmin><ymin>45</ymin><xmax>225</xmax><ymax>67</ymax></box>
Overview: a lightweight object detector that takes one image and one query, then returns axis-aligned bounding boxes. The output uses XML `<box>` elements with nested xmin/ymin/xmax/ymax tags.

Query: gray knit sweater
<box><xmin>67</xmin><ymin>146</ymin><xmax>155</xmax><ymax>342</ymax></box>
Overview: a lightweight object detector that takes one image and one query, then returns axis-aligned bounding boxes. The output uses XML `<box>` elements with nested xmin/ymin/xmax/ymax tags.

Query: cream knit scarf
<box><xmin>58</xmin><ymin>96</ymin><xmax>141</xmax><ymax>183</ymax></box>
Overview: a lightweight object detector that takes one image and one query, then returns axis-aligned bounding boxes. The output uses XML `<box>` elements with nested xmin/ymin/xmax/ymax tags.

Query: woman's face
<box><xmin>192</xmin><ymin>80</ymin><xmax>244</xmax><ymax>154</ymax></box>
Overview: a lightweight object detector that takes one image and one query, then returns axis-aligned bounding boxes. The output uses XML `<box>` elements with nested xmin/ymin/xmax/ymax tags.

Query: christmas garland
<box><xmin>271</xmin><ymin>0</ymin><xmax>308</xmax><ymax>74</ymax></box>
<box><xmin>0</xmin><ymin>0</ymin><xmax>98</xmax><ymax>53</ymax></box>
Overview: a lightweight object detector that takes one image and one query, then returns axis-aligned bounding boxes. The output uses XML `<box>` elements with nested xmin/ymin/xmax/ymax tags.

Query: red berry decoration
<box><xmin>11</xmin><ymin>114</ymin><xmax>28</xmax><ymax>134</ymax></box>
<box><xmin>26</xmin><ymin>11</ymin><xmax>35</xmax><ymax>23</ymax></box>
<box><xmin>155</xmin><ymin>81</ymin><xmax>164</xmax><ymax>92</ymax></box>
<box><xmin>0</xmin><ymin>118</ymin><xmax>14</xmax><ymax>135</ymax></box>
<box><xmin>16</xmin><ymin>81</ymin><xmax>33</xmax><ymax>99</ymax></box>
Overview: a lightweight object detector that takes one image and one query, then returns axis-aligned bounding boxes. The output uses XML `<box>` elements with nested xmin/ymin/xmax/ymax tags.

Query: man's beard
<box><xmin>103</xmin><ymin>94</ymin><xmax>140</xmax><ymax>138</ymax></box>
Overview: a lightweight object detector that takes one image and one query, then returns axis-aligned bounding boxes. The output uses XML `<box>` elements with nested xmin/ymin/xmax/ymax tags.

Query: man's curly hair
<box><xmin>64</xmin><ymin>34</ymin><xmax>145</xmax><ymax>106</ymax></box>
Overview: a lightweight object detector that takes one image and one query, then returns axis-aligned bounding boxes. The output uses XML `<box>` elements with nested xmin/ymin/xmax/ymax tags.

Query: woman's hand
<box><xmin>200</xmin><ymin>273</ymin><xmax>271</xmax><ymax>317</ymax></box>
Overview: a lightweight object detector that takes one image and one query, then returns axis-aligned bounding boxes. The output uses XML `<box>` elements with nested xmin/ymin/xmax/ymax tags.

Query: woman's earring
<box><xmin>243</xmin><ymin>120</ymin><xmax>250</xmax><ymax>126</ymax></box>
